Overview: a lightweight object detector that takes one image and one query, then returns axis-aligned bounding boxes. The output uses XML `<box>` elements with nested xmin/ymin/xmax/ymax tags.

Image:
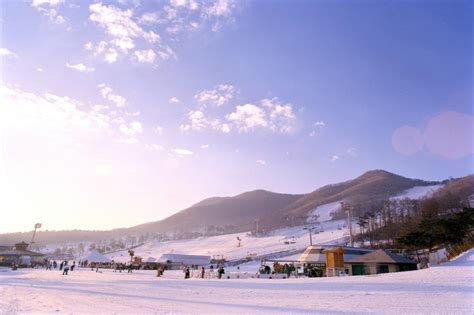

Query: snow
<box><xmin>390</xmin><ymin>185</ymin><xmax>442</xmax><ymax>200</ymax></box>
<box><xmin>307</xmin><ymin>200</ymin><xmax>342</xmax><ymax>222</ymax></box>
<box><xmin>1</xmin><ymin>249</ymin><xmax>472</xmax><ymax>314</ymax></box>
<box><xmin>106</xmin><ymin>220</ymin><xmax>348</xmax><ymax>263</ymax></box>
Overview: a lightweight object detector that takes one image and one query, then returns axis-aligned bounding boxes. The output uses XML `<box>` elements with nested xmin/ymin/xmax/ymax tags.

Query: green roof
<box><xmin>347</xmin><ymin>249</ymin><xmax>416</xmax><ymax>264</ymax></box>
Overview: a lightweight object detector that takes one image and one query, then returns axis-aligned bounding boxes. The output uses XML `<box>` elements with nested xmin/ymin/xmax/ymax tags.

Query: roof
<box><xmin>347</xmin><ymin>249</ymin><xmax>416</xmax><ymax>264</ymax></box>
<box><xmin>298</xmin><ymin>246</ymin><xmax>374</xmax><ymax>263</ymax></box>
<box><xmin>0</xmin><ymin>249</ymin><xmax>45</xmax><ymax>257</ymax></box>
<box><xmin>81</xmin><ymin>250</ymin><xmax>112</xmax><ymax>263</ymax></box>
<box><xmin>158</xmin><ymin>253</ymin><xmax>211</xmax><ymax>265</ymax></box>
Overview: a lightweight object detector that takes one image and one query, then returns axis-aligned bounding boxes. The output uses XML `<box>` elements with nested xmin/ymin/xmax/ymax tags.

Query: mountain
<box><xmin>131</xmin><ymin>189</ymin><xmax>304</xmax><ymax>234</ymax></box>
<box><xmin>267</xmin><ymin>170</ymin><xmax>440</xmax><ymax>228</ymax></box>
<box><xmin>2</xmin><ymin>170</ymin><xmax>467</xmax><ymax>244</ymax></box>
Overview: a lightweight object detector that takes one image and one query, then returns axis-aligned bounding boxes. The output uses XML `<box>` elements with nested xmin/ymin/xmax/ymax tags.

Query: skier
<box><xmin>59</xmin><ymin>261</ymin><xmax>64</xmax><ymax>271</ymax></box>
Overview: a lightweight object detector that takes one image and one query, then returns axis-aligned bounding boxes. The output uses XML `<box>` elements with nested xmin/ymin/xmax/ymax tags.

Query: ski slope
<box><xmin>390</xmin><ymin>184</ymin><xmax>442</xmax><ymax>200</ymax></box>
<box><xmin>106</xmin><ymin>220</ymin><xmax>348</xmax><ymax>263</ymax></box>
<box><xmin>1</xmin><ymin>249</ymin><xmax>472</xmax><ymax>314</ymax></box>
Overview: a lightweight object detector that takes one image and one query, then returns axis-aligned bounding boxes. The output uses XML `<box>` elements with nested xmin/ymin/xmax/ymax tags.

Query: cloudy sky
<box><xmin>0</xmin><ymin>0</ymin><xmax>472</xmax><ymax>233</ymax></box>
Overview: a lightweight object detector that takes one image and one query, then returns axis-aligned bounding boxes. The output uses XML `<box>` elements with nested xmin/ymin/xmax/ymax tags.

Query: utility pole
<box><xmin>341</xmin><ymin>202</ymin><xmax>353</xmax><ymax>247</ymax></box>
<box><xmin>303</xmin><ymin>227</ymin><xmax>314</xmax><ymax>246</ymax></box>
<box><xmin>31</xmin><ymin>223</ymin><xmax>42</xmax><ymax>244</ymax></box>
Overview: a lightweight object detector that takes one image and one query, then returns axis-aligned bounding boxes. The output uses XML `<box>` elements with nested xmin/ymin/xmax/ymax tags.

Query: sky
<box><xmin>0</xmin><ymin>0</ymin><xmax>472</xmax><ymax>233</ymax></box>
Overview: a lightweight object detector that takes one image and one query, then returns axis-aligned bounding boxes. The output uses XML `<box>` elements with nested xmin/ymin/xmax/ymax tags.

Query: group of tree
<box><xmin>352</xmin><ymin>176</ymin><xmax>474</xmax><ymax>253</ymax></box>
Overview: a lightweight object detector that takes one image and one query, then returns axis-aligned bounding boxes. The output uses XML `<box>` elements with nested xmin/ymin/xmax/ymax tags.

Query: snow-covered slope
<box><xmin>1</xmin><ymin>249</ymin><xmax>472</xmax><ymax>314</ymax></box>
<box><xmin>306</xmin><ymin>200</ymin><xmax>342</xmax><ymax>222</ymax></box>
<box><xmin>106</xmin><ymin>220</ymin><xmax>348</xmax><ymax>263</ymax></box>
<box><xmin>390</xmin><ymin>184</ymin><xmax>442</xmax><ymax>200</ymax></box>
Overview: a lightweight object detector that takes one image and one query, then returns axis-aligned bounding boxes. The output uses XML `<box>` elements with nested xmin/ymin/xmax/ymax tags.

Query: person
<box><xmin>200</xmin><ymin>266</ymin><xmax>205</xmax><ymax>278</ymax></box>
<box><xmin>218</xmin><ymin>265</ymin><xmax>225</xmax><ymax>279</ymax></box>
<box><xmin>62</xmin><ymin>262</ymin><xmax>70</xmax><ymax>275</ymax></box>
<box><xmin>70</xmin><ymin>261</ymin><xmax>76</xmax><ymax>271</ymax></box>
<box><xmin>59</xmin><ymin>261</ymin><xmax>64</xmax><ymax>271</ymax></box>
<box><xmin>53</xmin><ymin>260</ymin><xmax>57</xmax><ymax>269</ymax></box>
<box><xmin>46</xmin><ymin>261</ymin><xmax>52</xmax><ymax>271</ymax></box>
<box><xmin>184</xmin><ymin>266</ymin><xmax>190</xmax><ymax>279</ymax></box>
<box><xmin>127</xmin><ymin>263</ymin><xmax>133</xmax><ymax>273</ymax></box>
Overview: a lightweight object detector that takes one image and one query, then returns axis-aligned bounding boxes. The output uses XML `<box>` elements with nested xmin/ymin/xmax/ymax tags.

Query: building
<box><xmin>158</xmin><ymin>253</ymin><xmax>211</xmax><ymax>268</ymax></box>
<box><xmin>0</xmin><ymin>242</ymin><xmax>45</xmax><ymax>267</ymax></box>
<box><xmin>345</xmin><ymin>249</ymin><xmax>417</xmax><ymax>275</ymax></box>
<box><xmin>297</xmin><ymin>246</ymin><xmax>373</xmax><ymax>277</ymax></box>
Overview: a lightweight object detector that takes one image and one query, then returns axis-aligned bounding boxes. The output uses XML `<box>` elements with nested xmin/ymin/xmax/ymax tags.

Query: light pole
<box><xmin>303</xmin><ymin>227</ymin><xmax>314</xmax><ymax>246</ymax></box>
<box><xmin>31</xmin><ymin>223</ymin><xmax>42</xmax><ymax>245</ymax></box>
<box><xmin>341</xmin><ymin>202</ymin><xmax>353</xmax><ymax>247</ymax></box>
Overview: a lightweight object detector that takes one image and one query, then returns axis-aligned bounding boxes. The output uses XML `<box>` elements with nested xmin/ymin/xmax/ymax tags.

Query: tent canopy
<box><xmin>82</xmin><ymin>250</ymin><xmax>112</xmax><ymax>263</ymax></box>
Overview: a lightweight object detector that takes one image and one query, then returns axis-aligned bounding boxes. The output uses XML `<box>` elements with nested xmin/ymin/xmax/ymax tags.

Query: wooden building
<box><xmin>345</xmin><ymin>249</ymin><xmax>417</xmax><ymax>275</ymax></box>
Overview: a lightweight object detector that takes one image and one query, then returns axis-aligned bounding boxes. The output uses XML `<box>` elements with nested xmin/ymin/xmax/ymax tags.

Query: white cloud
<box><xmin>346</xmin><ymin>147</ymin><xmax>358</xmax><ymax>157</ymax></box>
<box><xmin>89</xmin><ymin>3</ymin><xmax>162</xmax><ymax>63</ymax></box>
<box><xmin>194</xmin><ymin>84</ymin><xmax>235</xmax><ymax>107</ymax></box>
<box><xmin>116</xmin><ymin>137</ymin><xmax>139</xmax><ymax>144</ymax></box>
<box><xmin>260</xmin><ymin>98</ymin><xmax>296</xmax><ymax>132</ymax></box>
<box><xmin>98</xmin><ymin>84</ymin><xmax>127</xmax><ymax>107</ymax></box>
<box><xmin>204</xmin><ymin>0</ymin><xmax>234</xmax><ymax>18</ymax></box>
<box><xmin>133</xmin><ymin>49</ymin><xmax>157</xmax><ymax>63</ymax></box>
<box><xmin>170</xmin><ymin>0</ymin><xmax>199</xmax><ymax>10</ymax></box>
<box><xmin>226</xmin><ymin>103</ymin><xmax>268</xmax><ymax>132</ymax></box>
<box><xmin>256</xmin><ymin>159</ymin><xmax>266</xmax><ymax>166</ymax></box>
<box><xmin>169</xmin><ymin>96</ymin><xmax>180</xmax><ymax>104</ymax></box>
<box><xmin>146</xmin><ymin>143</ymin><xmax>164</xmax><ymax>151</ymax></box>
<box><xmin>139</xmin><ymin>12</ymin><xmax>161</xmax><ymax>25</ymax></box>
<box><xmin>0</xmin><ymin>84</ymin><xmax>111</xmax><ymax>139</ymax></box>
<box><xmin>65</xmin><ymin>63</ymin><xmax>95</xmax><ymax>73</ymax></box>
<box><xmin>180</xmin><ymin>110</ymin><xmax>230</xmax><ymax>133</ymax></box>
<box><xmin>144</xmin><ymin>31</ymin><xmax>161</xmax><ymax>43</ymax></box>
<box><xmin>152</xmin><ymin>126</ymin><xmax>164</xmax><ymax>135</ymax></box>
<box><xmin>330</xmin><ymin>155</ymin><xmax>339</xmax><ymax>162</ymax></box>
<box><xmin>32</xmin><ymin>0</ymin><xmax>64</xmax><ymax>6</ymax></box>
<box><xmin>36</xmin><ymin>67</ymin><xmax>44</xmax><ymax>72</ymax></box>
<box><xmin>201</xmin><ymin>144</ymin><xmax>210</xmax><ymax>149</ymax></box>
<box><xmin>313</xmin><ymin>121</ymin><xmax>325</xmax><ymax>127</ymax></box>
<box><xmin>0</xmin><ymin>48</ymin><xmax>18</xmax><ymax>58</ymax></box>
<box><xmin>309</xmin><ymin>131</ymin><xmax>316</xmax><ymax>137</ymax></box>
<box><xmin>32</xmin><ymin>1</ymin><xmax>66</xmax><ymax>24</ymax></box>
<box><xmin>171</xmin><ymin>148</ymin><xmax>194</xmax><ymax>157</ymax></box>
<box><xmin>158</xmin><ymin>45</ymin><xmax>177</xmax><ymax>60</ymax></box>
<box><xmin>118</xmin><ymin>121</ymin><xmax>142</xmax><ymax>137</ymax></box>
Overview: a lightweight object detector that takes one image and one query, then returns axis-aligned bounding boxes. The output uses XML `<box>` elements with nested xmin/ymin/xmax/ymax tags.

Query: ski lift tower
<box><xmin>340</xmin><ymin>202</ymin><xmax>354</xmax><ymax>247</ymax></box>
<box><xmin>30</xmin><ymin>223</ymin><xmax>42</xmax><ymax>244</ymax></box>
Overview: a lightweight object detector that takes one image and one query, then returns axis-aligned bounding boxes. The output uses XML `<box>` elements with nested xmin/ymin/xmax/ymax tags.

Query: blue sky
<box><xmin>0</xmin><ymin>0</ymin><xmax>472</xmax><ymax>233</ymax></box>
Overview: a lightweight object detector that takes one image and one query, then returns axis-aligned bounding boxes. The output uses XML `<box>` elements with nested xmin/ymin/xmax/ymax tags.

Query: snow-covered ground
<box><xmin>106</xmin><ymin>220</ymin><xmax>348</xmax><ymax>263</ymax></box>
<box><xmin>390</xmin><ymin>184</ymin><xmax>442</xmax><ymax>200</ymax></box>
<box><xmin>307</xmin><ymin>200</ymin><xmax>342</xmax><ymax>222</ymax></box>
<box><xmin>1</xmin><ymin>249</ymin><xmax>472</xmax><ymax>314</ymax></box>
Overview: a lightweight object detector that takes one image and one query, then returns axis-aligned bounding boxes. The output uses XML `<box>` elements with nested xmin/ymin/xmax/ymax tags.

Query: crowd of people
<box><xmin>19</xmin><ymin>257</ymin><xmax>254</xmax><ymax>281</ymax></box>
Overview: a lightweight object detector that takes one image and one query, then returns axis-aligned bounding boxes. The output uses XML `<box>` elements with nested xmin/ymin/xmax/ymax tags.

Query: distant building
<box><xmin>345</xmin><ymin>249</ymin><xmax>417</xmax><ymax>275</ymax></box>
<box><xmin>158</xmin><ymin>253</ymin><xmax>211</xmax><ymax>267</ymax></box>
<box><xmin>0</xmin><ymin>242</ymin><xmax>45</xmax><ymax>266</ymax></box>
